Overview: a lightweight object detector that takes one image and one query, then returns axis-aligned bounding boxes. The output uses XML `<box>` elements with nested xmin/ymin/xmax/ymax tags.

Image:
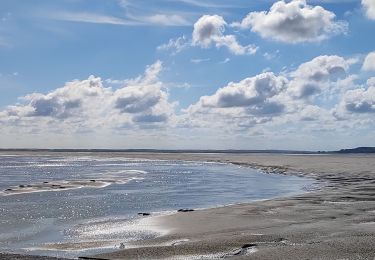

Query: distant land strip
<box><xmin>0</xmin><ymin>147</ymin><xmax>374</xmax><ymax>154</ymax></box>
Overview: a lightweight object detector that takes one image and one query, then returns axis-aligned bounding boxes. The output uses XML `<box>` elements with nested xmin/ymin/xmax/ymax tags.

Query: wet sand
<box><xmin>86</xmin><ymin>153</ymin><xmax>375</xmax><ymax>259</ymax></box>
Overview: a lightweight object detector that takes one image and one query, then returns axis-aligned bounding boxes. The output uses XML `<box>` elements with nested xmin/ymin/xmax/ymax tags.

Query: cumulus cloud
<box><xmin>187</xmin><ymin>72</ymin><xmax>289</xmax><ymax>128</ymax></box>
<box><xmin>299</xmin><ymin>105</ymin><xmax>326</xmax><ymax>121</ymax></box>
<box><xmin>343</xmin><ymin>87</ymin><xmax>375</xmax><ymax>113</ymax></box>
<box><xmin>192</xmin><ymin>15</ymin><xmax>258</xmax><ymax>55</ymax></box>
<box><xmin>192</xmin><ymin>15</ymin><xmax>225</xmax><ymax>47</ymax></box>
<box><xmin>288</xmin><ymin>55</ymin><xmax>353</xmax><ymax>99</ymax></box>
<box><xmin>362</xmin><ymin>51</ymin><xmax>375</xmax><ymax>71</ymax></box>
<box><xmin>5</xmin><ymin>76</ymin><xmax>109</xmax><ymax>120</ymax></box>
<box><xmin>0</xmin><ymin>61</ymin><xmax>176</xmax><ymax>132</ymax></box>
<box><xmin>336</xmin><ymin>78</ymin><xmax>375</xmax><ymax>115</ymax></box>
<box><xmin>186</xmin><ymin>55</ymin><xmax>360</xmax><ymax>130</ymax></box>
<box><xmin>233</xmin><ymin>0</ymin><xmax>347</xmax><ymax>43</ymax></box>
<box><xmin>362</xmin><ymin>0</ymin><xmax>375</xmax><ymax>20</ymax></box>
<box><xmin>115</xmin><ymin>87</ymin><xmax>162</xmax><ymax>113</ymax></box>
<box><xmin>195</xmin><ymin>73</ymin><xmax>288</xmax><ymax>109</ymax></box>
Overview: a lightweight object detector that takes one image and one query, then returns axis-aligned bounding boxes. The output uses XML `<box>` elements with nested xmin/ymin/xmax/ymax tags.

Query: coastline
<box><xmin>88</xmin><ymin>153</ymin><xmax>375</xmax><ymax>259</ymax></box>
<box><xmin>1</xmin><ymin>152</ymin><xmax>375</xmax><ymax>259</ymax></box>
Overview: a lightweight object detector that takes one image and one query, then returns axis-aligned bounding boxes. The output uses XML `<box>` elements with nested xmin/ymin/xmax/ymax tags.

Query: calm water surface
<box><xmin>0</xmin><ymin>153</ymin><xmax>315</xmax><ymax>258</ymax></box>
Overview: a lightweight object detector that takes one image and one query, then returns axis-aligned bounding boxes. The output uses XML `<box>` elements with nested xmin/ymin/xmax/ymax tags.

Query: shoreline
<box><xmin>1</xmin><ymin>152</ymin><xmax>375</xmax><ymax>259</ymax></box>
<box><xmin>87</xmin><ymin>153</ymin><xmax>375</xmax><ymax>259</ymax></box>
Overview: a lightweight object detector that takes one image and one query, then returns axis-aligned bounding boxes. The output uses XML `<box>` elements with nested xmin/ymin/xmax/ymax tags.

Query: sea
<box><xmin>0</xmin><ymin>153</ymin><xmax>315</xmax><ymax>258</ymax></box>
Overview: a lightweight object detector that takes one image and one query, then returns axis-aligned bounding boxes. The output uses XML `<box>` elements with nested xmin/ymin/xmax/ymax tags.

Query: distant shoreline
<box><xmin>0</xmin><ymin>146</ymin><xmax>374</xmax><ymax>154</ymax></box>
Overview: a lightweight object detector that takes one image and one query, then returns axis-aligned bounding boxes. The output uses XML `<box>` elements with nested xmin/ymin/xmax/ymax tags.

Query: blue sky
<box><xmin>0</xmin><ymin>0</ymin><xmax>375</xmax><ymax>150</ymax></box>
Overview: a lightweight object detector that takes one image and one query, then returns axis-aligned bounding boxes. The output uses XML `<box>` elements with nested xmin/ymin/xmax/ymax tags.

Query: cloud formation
<box><xmin>289</xmin><ymin>55</ymin><xmax>352</xmax><ymax>99</ymax></box>
<box><xmin>194</xmin><ymin>72</ymin><xmax>287</xmax><ymax>109</ymax></box>
<box><xmin>336</xmin><ymin>78</ymin><xmax>375</xmax><ymax>115</ymax></box>
<box><xmin>362</xmin><ymin>51</ymin><xmax>375</xmax><ymax>71</ymax></box>
<box><xmin>0</xmin><ymin>61</ymin><xmax>176</xmax><ymax>132</ymax></box>
<box><xmin>186</xmin><ymin>55</ymin><xmax>360</xmax><ymax>130</ymax></box>
<box><xmin>186</xmin><ymin>72</ymin><xmax>289</xmax><ymax>130</ymax></box>
<box><xmin>343</xmin><ymin>87</ymin><xmax>375</xmax><ymax>113</ymax></box>
<box><xmin>362</xmin><ymin>0</ymin><xmax>375</xmax><ymax>20</ymax></box>
<box><xmin>3</xmin><ymin>54</ymin><xmax>369</xmax><ymax>137</ymax></box>
<box><xmin>233</xmin><ymin>0</ymin><xmax>347</xmax><ymax>43</ymax></box>
<box><xmin>192</xmin><ymin>15</ymin><xmax>258</xmax><ymax>55</ymax></box>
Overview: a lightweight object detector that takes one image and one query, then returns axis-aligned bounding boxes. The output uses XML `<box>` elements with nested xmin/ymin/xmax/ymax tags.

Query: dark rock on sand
<box><xmin>138</xmin><ymin>212</ymin><xmax>151</xmax><ymax>216</ymax></box>
<box><xmin>177</xmin><ymin>209</ymin><xmax>194</xmax><ymax>212</ymax></box>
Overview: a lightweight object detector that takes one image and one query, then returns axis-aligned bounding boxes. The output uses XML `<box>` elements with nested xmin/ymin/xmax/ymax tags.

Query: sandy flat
<box><xmin>85</xmin><ymin>153</ymin><xmax>375</xmax><ymax>259</ymax></box>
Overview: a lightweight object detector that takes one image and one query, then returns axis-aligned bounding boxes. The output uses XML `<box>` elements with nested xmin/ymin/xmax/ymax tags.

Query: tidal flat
<box><xmin>1</xmin><ymin>152</ymin><xmax>375</xmax><ymax>259</ymax></box>
<box><xmin>91</xmin><ymin>152</ymin><xmax>375</xmax><ymax>259</ymax></box>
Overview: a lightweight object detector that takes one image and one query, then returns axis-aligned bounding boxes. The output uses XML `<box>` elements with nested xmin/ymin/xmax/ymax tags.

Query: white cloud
<box><xmin>190</xmin><ymin>58</ymin><xmax>210</xmax><ymax>64</ymax></box>
<box><xmin>299</xmin><ymin>105</ymin><xmax>326</xmax><ymax>121</ymax></box>
<box><xmin>0</xmin><ymin>61</ymin><xmax>176</xmax><ymax>132</ymax></box>
<box><xmin>196</xmin><ymin>72</ymin><xmax>287</xmax><ymax>109</ymax></box>
<box><xmin>192</xmin><ymin>15</ymin><xmax>226</xmax><ymax>47</ymax></box>
<box><xmin>53</xmin><ymin>12</ymin><xmax>136</xmax><ymax>25</ymax></box>
<box><xmin>1</xmin><ymin>54</ymin><xmax>373</xmax><ymax>146</ymax></box>
<box><xmin>233</xmin><ymin>0</ymin><xmax>347</xmax><ymax>43</ymax></box>
<box><xmin>362</xmin><ymin>0</ymin><xmax>375</xmax><ymax>20</ymax></box>
<box><xmin>51</xmin><ymin>11</ymin><xmax>190</xmax><ymax>27</ymax></box>
<box><xmin>157</xmin><ymin>35</ymin><xmax>189</xmax><ymax>54</ymax></box>
<box><xmin>143</xmin><ymin>14</ymin><xmax>190</xmax><ymax>26</ymax></box>
<box><xmin>185</xmin><ymin>55</ymin><xmax>361</xmax><ymax>130</ymax></box>
<box><xmin>263</xmin><ymin>51</ymin><xmax>279</xmax><ymax>61</ymax></box>
<box><xmin>367</xmin><ymin>77</ymin><xmax>375</xmax><ymax>86</ymax></box>
<box><xmin>288</xmin><ymin>55</ymin><xmax>353</xmax><ymax>99</ymax></box>
<box><xmin>336</xmin><ymin>79</ymin><xmax>375</xmax><ymax>115</ymax></box>
<box><xmin>343</xmin><ymin>87</ymin><xmax>375</xmax><ymax>113</ymax></box>
<box><xmin>362</xmin><ymin>51</ymin><xmax>375</xmax><ymax>71</ymax></box>
<box><xmin>219</xmin><ymin>58</ymin><xmax>230</xmax><ymax>64</ymax></box>
<box><xmin>187</xmin><ymin>73</ymin><xmax>289</xmax><ymax>126</ymax></box>
<box><xmin>192</xmin><ymin>15</ymin><xmax>258</xmax><ymax>55</ymax></box>
<box><xmin>117</xmin><ymin>0</ymin><xmax>193</xmax><ymax>26</ymax></box>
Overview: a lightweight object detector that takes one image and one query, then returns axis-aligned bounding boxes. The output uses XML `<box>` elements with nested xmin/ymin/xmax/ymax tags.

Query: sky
<box><xmin>0</xmin><ymin>0</ymin><xmax>375</xmax><ymax>150</ymax></box>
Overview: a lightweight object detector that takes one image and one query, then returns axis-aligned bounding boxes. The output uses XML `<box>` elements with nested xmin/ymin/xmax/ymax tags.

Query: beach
<box><xmin>1</xmin><ymin>152</ymin><xmax>375</xmax><ymax>259</ymax></box>
<box><xmin>88</xmin><ymin>153</ymin><xmax>375</xmax><ymax>259</ymax></box>
<box><xmin>3</xmin><ymin>0</ymin><xmax>375</xmax><ymax>259</ymax></box>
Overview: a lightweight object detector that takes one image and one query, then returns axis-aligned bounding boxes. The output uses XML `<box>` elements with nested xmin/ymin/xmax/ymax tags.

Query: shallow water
<box><xmin>0</xmin><ymin>153</ymin><xmax>314</xmax><ymax>258</ymax></box>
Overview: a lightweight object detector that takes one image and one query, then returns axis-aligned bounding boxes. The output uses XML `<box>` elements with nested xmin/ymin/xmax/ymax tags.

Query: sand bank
<box><xmin>0</xmin><ymin>171</ymin><xmax>144</xmax><ymax>196</ymax></box>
